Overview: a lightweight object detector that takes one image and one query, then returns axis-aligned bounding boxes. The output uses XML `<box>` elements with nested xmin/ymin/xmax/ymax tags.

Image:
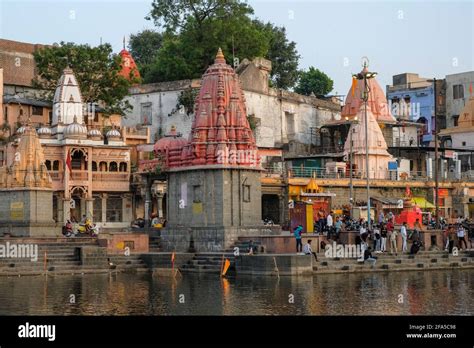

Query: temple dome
<box><xmin>15</xmin><ymin>126</ymin><xmax>26</xmax><ymax>135</ymax></box>
<box><xmin>52</xmin><ymin>67</ymin><xmax>84</xmax><ymax>126</ymax></box>
<box><xmin>342</xmin><ymin>67</ymin><xmax>396</xmax><ymax>123</ymax></box>
<box><xmin>37</xmin><ymin>125</ymin><xmax>52</xmax><ymax>138</ymax></box>
<box><xmin>154</xmin><ymin>126</ymin><xmax>187</xmax><ymax>154</ymax></box>
<box><xmin>63</xmin><ymin>117</ymin><xmax>87</xmax><ymax>139</ymax></box>
<box><xmin>88</xmin><ymin>128</ymin><xmax>102</xmax><ymax>139</ymax></box>
<box><xmin>106</xmin><ymin>128</ymin><xmax>121</xmax><ymax>140</ymax></box>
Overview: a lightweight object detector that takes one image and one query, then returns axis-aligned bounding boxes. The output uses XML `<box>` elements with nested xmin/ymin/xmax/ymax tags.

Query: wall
<box><xmin>446</xmin><ymin>71</ymin><xmax>474</xmax><ymax>128</ymax></box>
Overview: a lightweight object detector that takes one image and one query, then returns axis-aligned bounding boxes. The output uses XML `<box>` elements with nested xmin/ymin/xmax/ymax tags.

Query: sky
<box><xmin>0</xmin><ymin>0</ymin><xmax>473</xmax><ymax>95</ymax></box>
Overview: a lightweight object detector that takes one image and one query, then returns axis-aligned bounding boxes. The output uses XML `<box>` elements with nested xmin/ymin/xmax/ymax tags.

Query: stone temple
<box><xmin>158</xmin><ymin>48</ymin><xmax>277</xmax><ymax>252</ymax></box>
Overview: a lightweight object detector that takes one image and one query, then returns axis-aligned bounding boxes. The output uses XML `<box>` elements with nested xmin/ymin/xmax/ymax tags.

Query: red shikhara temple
<box><xmin>155</xmin><ymin>48</ymin><xmax>260</xmax><ymax>170</ymax></box>
<box><xmin>118</xmin><ymin>47</ymin><xmax>140</xmax><ymax>81</ymax></box>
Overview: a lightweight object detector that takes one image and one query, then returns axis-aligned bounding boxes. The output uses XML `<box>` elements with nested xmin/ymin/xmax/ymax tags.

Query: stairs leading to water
<box><xmin>180</xmin><ymin>253</ymin><xmax>236</xmax><ymax>274</ymax></box>
<box><xmin>314</xmin><ymin>250</ymin><xmax>474</xmax><ymax>273</ymax></box>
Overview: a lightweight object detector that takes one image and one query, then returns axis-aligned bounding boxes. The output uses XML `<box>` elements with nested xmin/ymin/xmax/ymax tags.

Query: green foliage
<box><xmin>138</xmin><ymin>0</ymin><xmax>300</xmax><ymax>88</ymax></box>
<box><xmin>295</xmin><ymin>67</ymin><xmax>334</xmax><ymax>97</ymax></box>
<box><xmin>129</xmin><ymin>29</ymin><xmax>163</xmax><ymax>66</ymax></box>
<box><xmin>177</xmin><ymin>88</ymin><xmax>199</xmax><ymax>116</ymax></box>
<box><xmin>253</xmin><ymin>21</ymin><xmax>300</xmax><ymax>89</ymax></box>
<box><xmin>33</xmin><ymin>42</ymin><xmax>135</xmax><ymax>116</ymax></box>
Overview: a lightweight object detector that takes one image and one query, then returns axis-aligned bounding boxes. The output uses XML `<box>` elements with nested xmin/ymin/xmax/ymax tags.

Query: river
<box><xmin>0</xmin><ymin>270</ymin><xmax>472</xmax><ymax>315</ymax></box>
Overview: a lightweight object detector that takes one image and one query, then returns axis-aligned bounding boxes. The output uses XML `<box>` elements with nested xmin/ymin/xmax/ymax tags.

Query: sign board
<box><xmin>444</xmin><ymin>150</ymin><xmax>456</xmax><ymax>159</ymax></box>
<box><xmin>10</xmin><ymin>201</ymin><xmax>24</xmax><ymax>220</ymax></box>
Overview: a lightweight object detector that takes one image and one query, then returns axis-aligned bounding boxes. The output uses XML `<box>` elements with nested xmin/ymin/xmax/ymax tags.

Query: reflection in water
<box><xmin>0</xmin><ymin>270</ymin><xmax>472</xmax><ymax>315</ymax></box>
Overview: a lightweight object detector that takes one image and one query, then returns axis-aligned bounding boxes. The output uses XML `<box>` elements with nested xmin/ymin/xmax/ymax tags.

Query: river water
<box><xmin>0</xmin><ymin>270</ymin><xmax>472</xmax><ymax>315</ymax></box>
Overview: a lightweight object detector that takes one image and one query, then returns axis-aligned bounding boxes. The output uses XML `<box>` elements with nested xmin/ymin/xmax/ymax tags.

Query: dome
<box><xmin>63</xmin><ymin>118</ymin><xmax>87</xmax><ymax>139</ymax></box>
<box><xmin>88</xmin><ymin>128</ymin><xmax>102</xmax><ymax>139</ymax></box>
<box><xmin>153</xmin><ymin>126</ymin><xmax>187</xmax><ymax>155</ymax></box>
<box><xmin>106</xmin><ymin>128</ymin><xmax>121</xmax><ymax>140</ymax></box>
<box><xmin>37</xmin><ymin>126</ymin><xmax>52</xmax><ymax>138</ymax></box>
<box><xmin>15</xmin><ymin>126</ymin><xmax>26</xmax><ymax>135</ymax></box>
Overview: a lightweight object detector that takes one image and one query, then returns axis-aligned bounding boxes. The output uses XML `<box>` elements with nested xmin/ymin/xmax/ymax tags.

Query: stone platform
<box><xmin>160</xmin><ymin>225</ymin><xmax>281</xmax><ymax>252</ymax></box>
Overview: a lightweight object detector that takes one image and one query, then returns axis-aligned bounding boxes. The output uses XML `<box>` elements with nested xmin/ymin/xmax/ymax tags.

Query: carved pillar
<box><xmin>157</xmin><ymin>193</ymin><xmax>163</xmax><ymax>218</ymax></box>
<box><xmin>86</xmin><ymin>198</ymin><xmax>94</xmax><ymax>220</ymax></box>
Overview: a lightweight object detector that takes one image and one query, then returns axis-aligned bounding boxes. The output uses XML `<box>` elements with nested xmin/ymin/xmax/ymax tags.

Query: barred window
<box><xmin>106</xmin><ymin>195</ymin><xmax>122</xmax><ymax>222</ymax></box>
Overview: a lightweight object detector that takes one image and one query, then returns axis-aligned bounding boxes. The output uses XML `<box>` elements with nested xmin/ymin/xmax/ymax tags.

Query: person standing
<box><xmin>400</xmin><ymin>222</ymin><xmax>408</xmax><ymax>253</ymax></box>
<box><xmin>378</xmin><ymin>211</ymin><xmax>384</xmax><ymax>225</ymax></box>
<box><xmin>390</xmin><ymin>229</ymin><xmax>398</xmax><ymax>255</ymax></box>
<box><xmin>457</xmin><ymin>224</ymin><xmax>467</xmax><ymax>250</ymax></box>
<box><xmin>294</xmin><ymin>224</ymin><xmax>303</xmax><ymax>252</ymax></box>
<box><xmin>380</xmin><ymin>223</ymin><xmax>387</xmax><ymax>253</ymax></box>
<box><xmin>373</xmin><ymin>224</ymin><xmax>381</xmax><ymax>252</ymax></box>
<box><xmin>335</xmin><ymin>216</ymin><xmax>343</xmax><ymax>240</ymax></box>
<box><xmin>448</xmin><ymin>225</ymin><xmax>456</xmax><ymax>253</ymax></box>
<box><xmin>326</xmin><ymin>211</ymin><xmax>333</xmax><ymax>237</ymax></box>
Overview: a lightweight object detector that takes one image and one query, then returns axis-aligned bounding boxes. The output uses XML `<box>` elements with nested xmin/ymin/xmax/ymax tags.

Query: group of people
<box><xmin>443</xmin><ymin>221</ymin><xmax>471</xmax><ymax>253</ymax></box>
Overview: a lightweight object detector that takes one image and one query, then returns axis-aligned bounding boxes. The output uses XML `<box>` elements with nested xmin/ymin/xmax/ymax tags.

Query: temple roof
<box><xmin>119</xmin><ymin>49</ymin><xmax>141</xmax><ymax>81</ymax></box>
<box><xmin>342</xmin><ymin>67</ymin><xmax>396</xmax><ymax>124</ymax></box>
<box><xmin>163</xmin><ymin>48</ymin><xmax>260</xmax><ymax>170</ymax></box>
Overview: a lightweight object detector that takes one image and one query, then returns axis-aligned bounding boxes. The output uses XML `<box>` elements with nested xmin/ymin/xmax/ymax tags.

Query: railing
<box><xmin>49</xmin><ymin>171</ymin><xmax>63</xmax><ymax>181</ymax></box>
<box><xmin>70</xmin><ymin>170</ymin><xmax>88</xmax><ymax>181</ymax></box>
<box><xmin>92</xmin><ymin>172</ymin><xmax>129</xmax><ymax>181</ymax></box>
<box><xmin>260</xmin><ymin>166</ymin><xmax>474</xmax><ymax>182</ymax></box>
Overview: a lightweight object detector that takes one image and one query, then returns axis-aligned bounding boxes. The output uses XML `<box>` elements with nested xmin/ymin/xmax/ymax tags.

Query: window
<box><xmin>45</xmin><ymin>160</ymin><xmax>51</xmax><ymax>170</ymax></box>
<box><xmin>32</xmin><ymin>106</ymin><xmax>43</xmax><ymax>116</ymax></box>
<box><xmin>193</xmin><ymin>185</ymin><xmax>202</xmax><ymax>203</ymax></box>
<box><xmin>453</xmin><ymin>115</ymin><xmax>459</xmax><ymax>127</ymax></box>
<box><xmin>106</xmin><ymin>195</ymin><xmax>122</xmax><ymax>222</ymax></box>
<box><xmin>93</xmin><ymin>195</ymin><xmax>102</xmax><ymax>222</ymax></box>
<box><xmin>48</xmin><ymin>111</ymin><xmax>53</xmax><ymax>125</ymax></box>
<box><xmin>119</xmin><ymin>162</ymin><xmax>127</xmax><ymax>172</ymax></box>
<box><xmin>53</xmin><ymin>160</ymin><xmax>60</xmax><ymax>171</ymax></box>
<box><xmin>462</xmin><ymin>141</ymin><xmax>467</xmax><ymax>146</ymax></box>
<box><xmin>4</xmin><ymin>107</ymin><xmax>8</xmax><ymax>124</ymax></box>
<box><xmin>99</xmin><ymin>161</ymin><xmax>107</xmax><ymax>171</ymax></box>
<box><xmin>243</xmin><ymin>185</ymin><xmax>251</xmax><ymax>202</ymax></box>
<box><xmin>109</xmin><ymin>162</ymin><xmax>118</xmax><ymax>172</ymax></box>
<box><xmin>140</xmin><ymin>103</ymin><xmax>152</xmax><ymax>125</ymax></box>
<box><xmin>92</xmin><ymin>161</ymin><xmax>97</xmax><ymax>171</ymax></box>
<box><xmin>453</xmin><ymin>84</ymin><xmax>464</xmax><ymax>100</ymax></box>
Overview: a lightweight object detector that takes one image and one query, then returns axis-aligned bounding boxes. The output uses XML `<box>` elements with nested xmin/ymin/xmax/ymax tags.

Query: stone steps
<box><xmin>180</xmin><ymin>252</ymin><xmax>235</xmax><ymax>274</ymax></box>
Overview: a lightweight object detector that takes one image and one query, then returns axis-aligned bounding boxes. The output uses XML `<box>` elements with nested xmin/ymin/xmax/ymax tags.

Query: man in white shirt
<box><xmin>457</xmin><ymin>225</ymin><xmax>467</xmax><ymax>250</ymax></box>
<box><xmin>303</xmin><ymin>240</ymin><xmax>318</xmax><ymax>261</ymax></box>
<box><xmin>400</xmin><ymin>222</ymin><xmax>408</xmax><ymax>252</ymax></box>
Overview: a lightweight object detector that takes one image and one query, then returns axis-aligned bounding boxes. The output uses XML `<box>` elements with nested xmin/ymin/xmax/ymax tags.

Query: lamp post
<box><xmin>353</xmin><ymin>58</ymin><xmax>377</xmax><ymax>230</ymax></box>
<box><xmin>346</xmin><ymin>116</ymin><xmax>359</xmax><ymax>217</ymax></box>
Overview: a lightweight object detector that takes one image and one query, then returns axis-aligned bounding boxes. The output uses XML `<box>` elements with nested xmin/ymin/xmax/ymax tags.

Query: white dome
<box><xmin>64</xmin><ymin>121</ymin><xmax>87</xmax><ymax>139</ymax></box>
<box><xmin>16</xmin><ymin>126</ymin><xmax>26</xmax><ymax>135</ymax></box>
<box><xmin>37</xmin><ymin>126</ymin><xmax>52</xmax><ymax>137</ymax></box>
<box><xmin>88</xmin><ymin>128</ymin><xmax>102</xmax><ymax>139</ymax></box>
<box><xmin>106</xmin><ymin>128</ymin><xmax>121</xmax><ymax>139</ymax></box>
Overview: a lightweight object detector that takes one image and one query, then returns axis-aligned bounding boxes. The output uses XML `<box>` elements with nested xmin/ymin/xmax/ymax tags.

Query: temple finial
<box><xmin>215</xmin><ymin>48</ymin><xmax>225</xmax><ymax>63</ymax></box>
<box><xmin>123</xmin><ymin>36</ymin><xmax>126</xmax><ymax>50</ymax></box>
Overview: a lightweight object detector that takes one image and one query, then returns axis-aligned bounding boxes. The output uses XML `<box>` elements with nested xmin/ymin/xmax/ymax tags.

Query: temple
<box><xmin>159</xmin><ymin>48</ymin><xmax>276</xmax><ymax>252</ymax></box>
<box><xmin>118</xmin><ymin>38</ymin><xmax>140</xmax><ymax>81</ymax></box>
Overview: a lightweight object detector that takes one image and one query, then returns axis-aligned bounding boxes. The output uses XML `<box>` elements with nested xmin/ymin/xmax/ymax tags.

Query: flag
<box><xmin>171</xmin><ymin>252</ymin><xmax>175</xmax><ymax>266</ymax></box>
<box><xmin>222</xmin><ymin>259</ymin><xmax>231</xmax><ymax>276</ymax></box>
<box><xmin>65</xmin><ymin>150</ymin><xmax>72</xmax><ymax>172</ymax></box>
<box><xmin>351</xmin><ymin>77</ymin><xmax>357</xmax><ymax>97</ymax></box>
<box><xmin>470</xmin><ymin>82</ymin><xmax>473</xmax><ymax>96</ymax></box>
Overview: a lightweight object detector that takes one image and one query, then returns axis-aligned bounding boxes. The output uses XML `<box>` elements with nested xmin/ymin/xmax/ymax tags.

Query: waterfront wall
<box><xmin>235</xmin><ymin>254</ymin><xmax>313</xmax><ymax>276</ymax></box>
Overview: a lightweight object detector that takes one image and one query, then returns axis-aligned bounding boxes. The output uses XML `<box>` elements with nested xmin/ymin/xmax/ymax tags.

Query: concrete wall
<box><xmin>446</xmin><ymin>71</ymin><xmax>474</xmax><ymax>128</ymax></box>
<box><xmin>0</xmin><ymin>188</ymin><xmax>59</xmax><ymax>236</ymax></box>
<box><xmin>167</xmin><ymin>169</ymin><xmax>262</xmax><ymax>227</ymax></box>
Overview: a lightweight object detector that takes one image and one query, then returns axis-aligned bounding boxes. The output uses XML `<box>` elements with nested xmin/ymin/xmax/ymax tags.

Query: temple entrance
<box><xmin>262</xmin><ymin>194</ymin><xmax>280</xmax><ymax>224</ymax></box>
<box><xmin>69</xmin><ymin>187</ymin><xmax>87</xmax><ymax>223</ymax></box>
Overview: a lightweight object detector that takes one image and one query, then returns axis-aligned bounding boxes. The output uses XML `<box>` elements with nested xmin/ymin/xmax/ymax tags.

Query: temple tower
<box><xmin>159</xmin><ymin>49</ymin><xmax>275</xmax><ymax>252</ymax></box>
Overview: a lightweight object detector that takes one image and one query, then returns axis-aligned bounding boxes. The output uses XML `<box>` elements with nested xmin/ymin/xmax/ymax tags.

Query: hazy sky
<box><xmin>0</xmin><ymin>0</ymin><xmax>473</xmax><ymax>94</ymax></box>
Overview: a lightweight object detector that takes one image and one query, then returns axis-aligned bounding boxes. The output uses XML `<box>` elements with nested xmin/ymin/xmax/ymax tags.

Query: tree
<box><xmin>253</xmin><ymin>21</ymin><xmax>300</xmax><ymax>89</ymax></box>
<box><xmin>140</xmin><ymin>0</ymin><xmax>299</xmax><ymax>87</ymax></box>
<box><xmin>146</xmin><ymin>0</ymin><xmax>254</xmax><ymax>34</ymax></box>
<box><xmin>129</xmin><ymin>29</ymin><xmax>163</xmax><ymax>66</ymax></box>
<box><xmin>295</xmin><ymin>67</ymin><xmax>334</xmax><ymax>97</ymax></box>
<box><xmin>33</xmin><ymin>42</ymin><xmax>135</xmax><ymax>116</ymax></box>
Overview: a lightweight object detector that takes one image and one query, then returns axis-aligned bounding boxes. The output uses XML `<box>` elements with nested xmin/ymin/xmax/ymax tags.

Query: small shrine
<box><xmin>395</xmin><ymin>186</ymin><xmax>422</xmax><ymax>228</ymax></box>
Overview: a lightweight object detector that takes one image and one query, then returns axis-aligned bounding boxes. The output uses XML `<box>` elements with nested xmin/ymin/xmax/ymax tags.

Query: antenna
<box><xmin>123</xmin><ymin>36</ymin><xmax>126</xmax><ymax>50</ymax></box>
